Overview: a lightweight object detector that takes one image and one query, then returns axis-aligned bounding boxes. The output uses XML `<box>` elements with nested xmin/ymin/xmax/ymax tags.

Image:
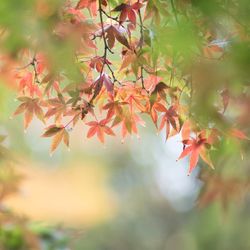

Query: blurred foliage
<box><xmin>71</xmin><ymin>154</ymin><xmax>250</xmax><ymax>250</ymax></box>
<box><xmin>0</xmin><ymin>136</ymin><xmax>69</xmax><ymax>250</ymax></box>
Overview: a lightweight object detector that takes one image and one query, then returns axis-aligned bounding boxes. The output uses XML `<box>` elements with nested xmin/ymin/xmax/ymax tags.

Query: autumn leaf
<box><xmin>102</xmin><ymin>99</ymin><xmax>127</xmax><ymax>120</ymax></box>
<box><xmin>178</xmin><ymin>130</ymin><xmax>215</xmax><ymax>175</ymax></box>
<box><xmin>13</xmin><ymin>97</ymin><xmax>45</xmax><ymax>129</ymax></box>
<box><xmin>18</xmin><ymin>72</ymin><xmax>42</xmax><ymax>97</ymax></box>
<box><xmin>42</xmin><ymin>125</ymin><xmax>70</xmax><ymax>153</ymax></box>
<box><xmin>45</xmin><ymin>96</ymin><xmax>67</xmax><ymax>123</ymax></box>
<box><xmin>155</xmin><ymin>104</ymin><xmax>179</xmax><ymax>139</ymax></box>
<box><xmin>86</xmin><ymin>119</ymin><xmax>115</xmax><ymax>143</ymax></box>
<box><xmin>42</xmin><ymin>126</ymin><xmax>64</xmax><ymax>137</ymax></box>
<box><xmin>112</xmin><ymin>2</ymin><xmax>143</xmax><ymax>25</ymax></box>
<box><xmin>75</xmin><ymin>0</ymin><xmax>99</xmax><ymax>16</ymax></box>
<box><xmin>94</xmin><ymin>24</ymin><xmax>130</xmax><ymax>49</ymax></box>
<box><xmin>90</xmin><ymin>56</ymin><xmax>111</xmax><ymax>72</ymax></box>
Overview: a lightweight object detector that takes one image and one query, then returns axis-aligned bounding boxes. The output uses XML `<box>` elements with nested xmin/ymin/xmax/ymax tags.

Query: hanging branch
<box><xmin>138</xmin><ymin>8</ymin><xmax>148</xmax><ymax>93</ymax></box>
<box><xmin>101</xmin><ymin>9</ymin><xmax>120</xmax><ymax>23</ymax></box>
<box><xmin>89</xmin><ymin>0</ymin><xmax>110</xmax><ymax>104</ymax></box>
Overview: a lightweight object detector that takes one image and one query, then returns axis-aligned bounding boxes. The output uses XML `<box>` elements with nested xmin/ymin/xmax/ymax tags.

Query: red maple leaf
<box><xmin>92</xmin><ymin>73</ymin><xmax>114</xmax><ymax>96</ymax></box>
<box><xmin>86</xmin><ymin>118</ymin><xmax>115</xmax><ymax>143</ymax></box>
<box><xmin>13</xmin><ymin>97</ymin><xmax>45</xmax><ymax>129</ymax></box>
<box><xmin>113</xmin><ymin>2</ymin><xmax>143</xmax><ymax>26</ymax></box>
<box><xmin>102</xmin><ymin>98</ymin><xmax>128</xmax><ymax>120</ymax></box>
<box><xmin>89</xmin><ymin>56</ymin><xmax>111</xmax><ymax>72</ymax></box>
<box><xmin>18</xmin><ymin>72</ymin><xmax>41</xmax><ymax>97</ymax></box>
<box><xmin>94</xmin><ymin>24</ymin><xmax>130</xmax><ymax>49</ymax></box>
<box><xmin>178</xmin><ymin>129</ymin><xmax>215</xmax><ymax>175</ymax></box>
<box><xmin>154</xmin><ymin>104</ymin><xmax>179</xmax><ymax>139</ymax></box>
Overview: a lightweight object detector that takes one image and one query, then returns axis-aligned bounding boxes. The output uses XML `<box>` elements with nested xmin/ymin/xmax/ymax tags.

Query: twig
<box><xmin>16</xmin><ymin>61</ymin><xmax>33</xmax><ymax>70</ymax></box>
<box><xmin>138</xmin><ymin>9</ymin><xmax>148</xmax><ymax>93</ymax></box>
<box><xmin>106</xmin><ymin>63</ymin><xmax>123</xmax><ymax>85</ymax></box>
<box><xmin>31</xmin><ymin>57</ymin><xmax>41</xmax><ymax>84</ymax></box>
<box><xmin>90</xmin><ymin>0</ymin><xmax>113</xmax><ymax>104</ymax></box>
<box><xmin>101</xmin><ymin>9</ymin><xmax>120</xmax><ymax>23</ymax></box>
<box><xmin>64</xmin><ymin>112</ymin><xmax>81</xmax><ymax>128</ymax></box>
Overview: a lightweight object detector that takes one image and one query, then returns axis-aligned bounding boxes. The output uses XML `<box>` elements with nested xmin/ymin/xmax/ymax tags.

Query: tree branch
<box><xmin>138</xmin><ymin>8</ymin><xmax>148</xmax><ymax>93</ymax></box>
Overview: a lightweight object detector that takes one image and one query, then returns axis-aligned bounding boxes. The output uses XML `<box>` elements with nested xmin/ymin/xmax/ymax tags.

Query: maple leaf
<box><xmin>42</xmin><ymin>125</ymin><xmax>69</xmax><ymax>153</ymax></box>
<box><xmin>86</xmin><ymin>119</ymin><xmax>115</xmax><ymax>143</ymax></box>
<box><xmin>112</xmin><ymin>2</ymin><xmax>143</xmax><ymax>26</ymax></box>
<box><xmin>102</xmin><ymin>99</ymin><xmax>128</xmax><ymax>120</ymax></box>
<box><xmin>121</xmin><ymin>112</ymin><xmax>145</xmax><ymax>140</ymax></box>
<box><xmin>45</xmin><ymin>95</ymin><xmax>68</xmax><ymax>123</ymax></box>
<box><xmin>66</xmin><ymin>7</ymin><xmax>86</xmax><ymax>23</ymax></box>
<box><xmin>117</xmin><ymin>83</ymin><xmax>147</xmax><ymax>112</ymax></box>
<box><xmin>125</xmin><ymin>92</ymin><xmax>146</xmax><ymax>112</ymax></box>
<box><xmin>18</xmin><ymin>72</ymin><xmax>41</xmax><ymax>97</ymax></box>
<box><xmin>119</xmin><ymin>49</ymin><xmax>137</xmax><ymax>71</ymax></box>
<box><xmin>90</xmin><ymin>56</ymin><xmax>111</xmax><ymax>72</ymax></box>
<box><xmin>178</xmin><ymin>129</ymin><xmax>215</xmax><ymax>175</ymax></box>
<box><xmin>111</xmin><ymin>108</ymin><xmax>145</xmax><ymax>141</ymax></box>
<box><xmin>148</xmin><ymin>83</ymin><xmax>169</xmax><ymax>120</ymax></box>
<box><xmin>155</xmin><ymin>104</ymin><xmax>179</xmax><ymax>139</ymax></box>
<box><xmin>144</xmin><ymin>75</ymin><xmax>163</xmax><ymax>94</ymax></box>
<box><xmin>13</xmin><ymin>97</ymin><xmax>45</xmax><ymax>129</ymax></box>
<box><xmin>94</xmin><ymin>24</ymin><xmax>130</xmax><ymax>49</ymax></box>
<box><xmin>101</xmin><ymin>73</ymin><xmax>114</xmax><ymax>93</ymax></box>
<box><xmin>147</xmin><ymin>82</ymin><xmax>169</xmax><ymax>126</ymax></box>
<box><xmin>75</xmin><ymin>0</ymin><xmax>101</xmax><ymax>16</ymax></box>
<box><xmin>92</xmin><ymin>73</ymin><xmax>114</xmax><ymax>98</ymax></box>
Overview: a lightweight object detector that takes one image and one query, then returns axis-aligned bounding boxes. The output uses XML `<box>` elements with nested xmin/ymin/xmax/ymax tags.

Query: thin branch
<box><xmin>101</xmin><ymin>9</ymin><xmax>120</xmax><ymax>23</ymax></box>
<box><xmin>106</xmin><ymin>63</ymin><xmax>123</xmax><ymax>86</ymax></box>
<box><xmin>64</xmin><ymin>112</ymin><xmax>81</xmax><ymax>128</ymax></box>
<box><xmin>90</xmin><ymin>0</ymin><xmax>113</xmax><ymax>104</ymax></box>
<box><xmin>16</xmin><ymin>61</ymin><xmax>32</xmax><ymax>71</ymax></box>
<box><xmin>16</xmin><ymin>54</ymin><xmax>41</xmax><ymax>84</ymax></box>
<box><xmin>138</xmin><ymin>9</ymin><xmax>148</xmax><ymax>93</ymax></box>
